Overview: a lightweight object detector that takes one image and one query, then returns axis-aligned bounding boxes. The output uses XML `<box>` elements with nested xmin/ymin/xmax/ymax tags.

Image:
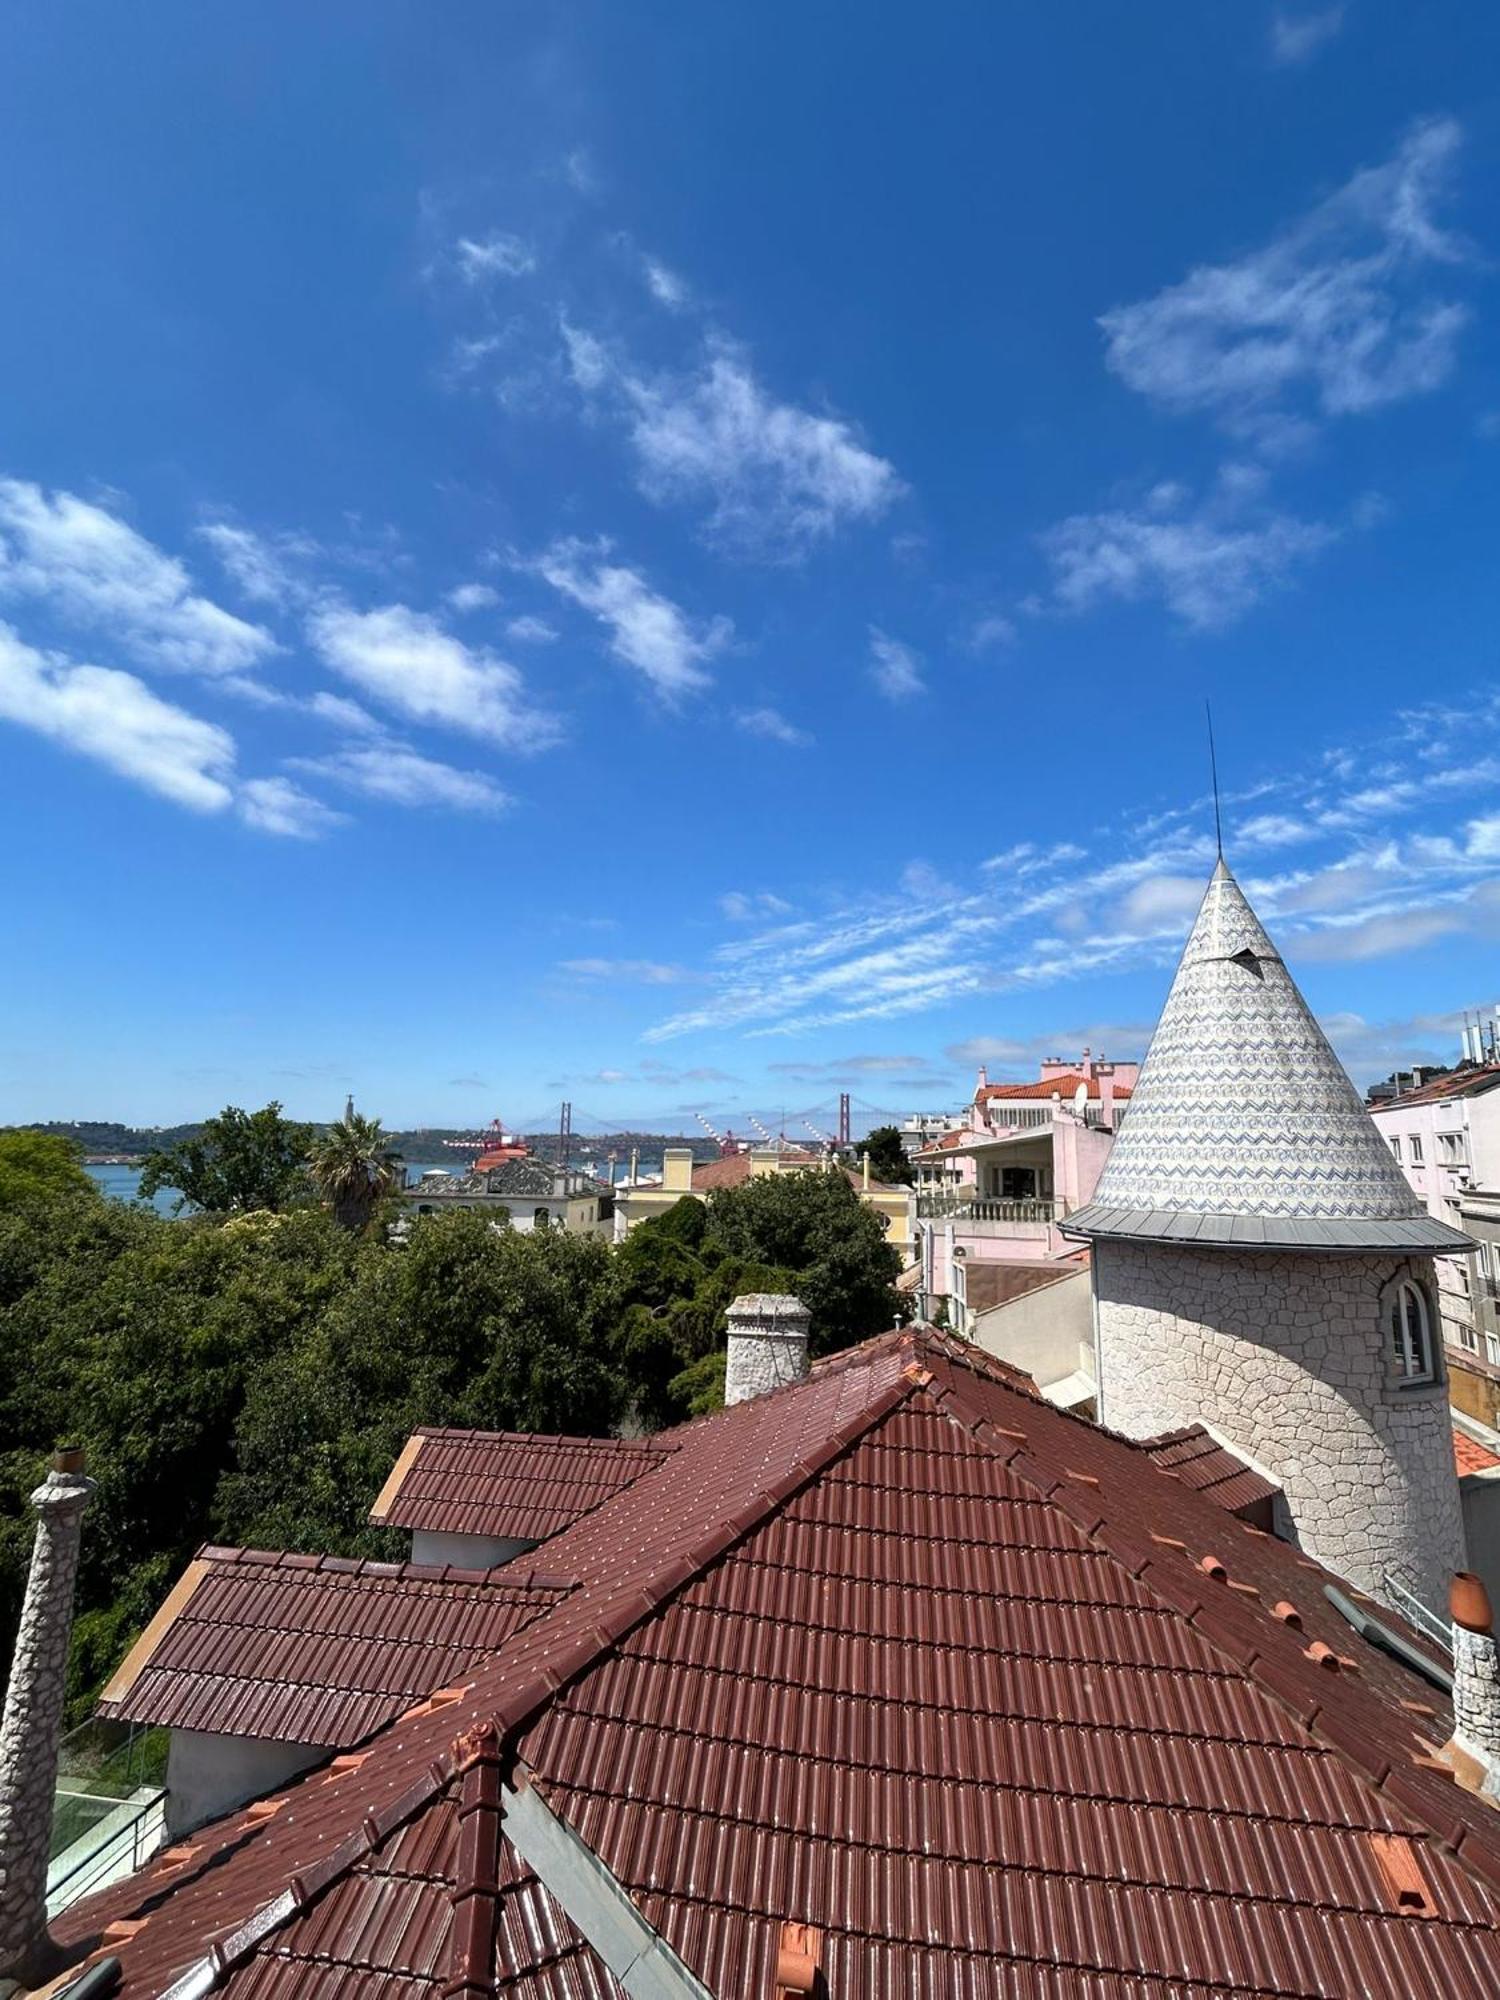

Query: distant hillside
<box><xmin>3</xmin><ymin>1121</ymin><xmax>723</xmax><ymax>1165</ymax></box>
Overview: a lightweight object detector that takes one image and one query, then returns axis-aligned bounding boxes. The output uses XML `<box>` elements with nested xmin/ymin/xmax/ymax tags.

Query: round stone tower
<box><xmin>1065</xmin><ymin>859</ymin><xmax>1472</xmax><ymax>1612</ymax></box>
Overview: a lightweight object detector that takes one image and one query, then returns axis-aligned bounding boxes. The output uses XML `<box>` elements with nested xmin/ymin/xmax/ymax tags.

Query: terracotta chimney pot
<box><xmin>1450</xmin><ymin>1571</ymin><xmax>1494</xmax><ymax>1636</ymax></box>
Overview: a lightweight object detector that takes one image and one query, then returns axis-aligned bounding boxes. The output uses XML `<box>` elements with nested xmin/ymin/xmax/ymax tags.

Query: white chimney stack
<box><xmin>0</xmin><ymin>1448</ymin><xmax>96</xmax><ymax>1987</ymax></box>
<box><xmin>725</xmin><ymin>1294</ymin><xmax>811</xmax><ymax>1406</ymax></box>
<box><xmin>1445</xmin><ymin>1571</ymin><xmax>1500</xmax><ymax>1798</ymax></box>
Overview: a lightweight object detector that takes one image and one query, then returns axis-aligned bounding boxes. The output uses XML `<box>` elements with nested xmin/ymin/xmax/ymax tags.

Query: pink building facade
<box><xmin>912</xmin><ymin>1051</ymin><xmax>1137</xmax><ymax>1330</ymax></box>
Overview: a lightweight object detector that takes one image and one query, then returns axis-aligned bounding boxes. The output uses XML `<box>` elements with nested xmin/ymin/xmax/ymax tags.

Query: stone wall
<box><xmin>1094</xmin><ymin>1242</ymin><xmax>1465</xmax><ymax>1610</ymax></box>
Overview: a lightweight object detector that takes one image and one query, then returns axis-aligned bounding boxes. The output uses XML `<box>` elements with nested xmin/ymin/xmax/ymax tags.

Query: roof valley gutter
<box><xmin>504</xmin><ymin>1769</ymin><xmax>713</xmax><ymax>1998</ymax></box>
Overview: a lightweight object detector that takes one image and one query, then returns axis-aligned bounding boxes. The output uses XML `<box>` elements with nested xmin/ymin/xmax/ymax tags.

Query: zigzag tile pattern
<box><xmin>1087</xmin><ymin>862</ymin><xmax>1429</xmax><ymax>1222</ymax></box>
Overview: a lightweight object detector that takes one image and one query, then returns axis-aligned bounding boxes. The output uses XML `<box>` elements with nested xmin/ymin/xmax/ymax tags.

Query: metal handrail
<box><xmin>1380</xmin><ymin>1574</ymin><xmax>1452</xmax><ymax>1656</ymax></box>
<box><xmin>49</xmin><ymin>1790</ymin><xmax>165</xmax><ymax>1914</ymax></box>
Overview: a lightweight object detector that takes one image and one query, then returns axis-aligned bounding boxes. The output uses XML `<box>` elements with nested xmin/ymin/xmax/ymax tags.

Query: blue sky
<box><xmin>3</xmin><ymin>1</ymin><xmax>1500</xmax><ymax>1135</ymax></box>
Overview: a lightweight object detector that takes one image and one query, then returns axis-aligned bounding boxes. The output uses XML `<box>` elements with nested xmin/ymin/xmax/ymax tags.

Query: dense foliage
<box><xmin>0</xmin><ymin>1134</ymin><xmax>905</xmax><ymax>1714</ymax></box>
<box><xmin>862</xmin><ymin>1123</ymin><xmax>915</xmax><ymax>1186</ymax></box>
<box><xmin>138</xmin><ymin>1103</ymin><xmax>316</xmax><ymax>1215</ymax></box>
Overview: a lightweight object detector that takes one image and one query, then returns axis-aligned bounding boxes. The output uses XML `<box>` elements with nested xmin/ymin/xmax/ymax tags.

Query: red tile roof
<box><xmin>371</xmin><ymin>1429</ymin><xmax>674</xmax><ymax>1542</ymax></box>
<box><xmin>61</xmin><ymin>1329</ymin><xmax>1500</xmax><ymax>1998</ymax></box>
<box><xmin>1455</xmin><ymin>1427</ymin><xmax>1500</xmax><ymax>1477</ymax></box>
<box><xmin>1138</xmin><ymin>1423</ymin><xmax>1282</xmax><ymax>1522</ymax></box>
<box><xmin>96</xmin><ymin>1549</ymin><xmax>568</xmax><ymax>1746</ymax></box>
<box><xmin>979</xmin><ymin>1071</ymin><xmax>1135</xmax><ymax>1102</ymax></box>
<box><xmin>1385</xmin><ymin>1065</ymin><xmax>1500</xmax><ymax>1107</ymax></box>
<box><xmin>689</xmin><ymin>1148</ymin><xmax>818</xmax><ymax>1191</ymax></box>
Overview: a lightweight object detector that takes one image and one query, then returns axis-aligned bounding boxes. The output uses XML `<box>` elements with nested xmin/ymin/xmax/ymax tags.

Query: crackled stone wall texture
<box><xmin>1094</xmin><ymin>1242</ymin><xmax>1464</xmax><ymax>1610</ymax></box>
<box><xmin>725</xmin><ymin>1294</ymin><xmax>811</xmax><ymax>1406</ymax></box>
<box><xmin>1452</xmin><ymin>1624</ymin><xmax>1500</xmax><ymax>1783</ymax></box>
<box><xmin>0</xmin><ymin>1458</ymin><xmax>94</xmax><ymax>1983</ymax></box>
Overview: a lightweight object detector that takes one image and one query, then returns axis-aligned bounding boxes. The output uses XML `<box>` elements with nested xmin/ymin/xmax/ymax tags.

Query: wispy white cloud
<box><xmin>1270</xmin><ymin>7</ymin><xmax>1345</xmax><ymax>66</ymax></box>
<box><xmin>0</xmin><ymin>622</ymin><xmax>236</xmax><ymax>812</ymax></box>
<box><xmin>564</xmin><ymin>327</ymin><xmax>901</xmax><ymax>555</ymax></box>
<box><xmin>306</xmin><ymin>690</ymin><xmax>387</xmax><ymax>735</ymax></box>
<box><xmin>292</xmin><ymin>743</ymin><xmax>512</xmax><ymax>815</ymax></box>
<box><xmin>1295</xmin><ymin>903</ymin><xmax>1467</xmax><ymax>960</ymax></box>
<box><xmin>536</xmin><ymin>540</ymin><xmax>729</xmax><ymax>701</ymax></box>
<box><xmin>199</xmin><ymin>520</ymin><xmax>318</xmax><ymax>607</ymax></box>
<box><xmin>633</xmin><ymin>686</ymin><xmax>1500</xmax><ymax>1041</ymax></box>
<box><xmin>238</xmin><ymin>776</ymin><xmax>346</xmax><ymax>839</ymax></box>
<box><xmin>981</xmin><ymin>842</ymin><xmax>1087</xmax><ymax>878</ymax></box>
<box><xmin>1042</xmin><ymin>476</ymin><xmax>1337</xmax><ymax>628</ymax></box>
<box><xmin>869</xmin><ymin>627</ymin><xmax>925</xmax><ymax>701</ymax></box>
<box><xmin>719</xmin><ymin>890</ymin><xmax>794</xmax><ymax>922</ymax></box>
<box><xmin>307</xmin><ymin>601</ymin><xmax>555</xmax><ymax>749</ymax></box>
<box><xmin>642</xmin><ymin>256</ymin><xmax>690</xmax><ymax>309</ymax></box>
<box><xmin>0</xmin><ymin>480</ymin><xmax>275</xmax><ymax>677</ymax></box>
<box><xmin>734</xmin><ymin>705</ymin><xmax>811</xmax><ymax>747</ymax></box>
<box><xmin>446</xmin><ymin>582</ymin><xmax>500</xmax><ymax>613</ymax></box>
<box><xmin>558</xmin><ymin>957</ymin><xmax>692</xmax><ymax>985</ymax></box>
<box><xmin>505</xmin><ymin>614</ymin><xmax>557</xmax><ymax>644</ymax></box>
<box><xmin>456</xmin><ymin>232</ymin><xmax>536</xmax><ymax>281</ymax></box>
<box><xmin>1099</xmin><ymin>119</ymin><xmax>1468</xmax><ymax>444</ymax></box>
<box><xmin>970</xmin><ymin>613</ymin><xmax>1018</xmax><ymax>651</ymax></box>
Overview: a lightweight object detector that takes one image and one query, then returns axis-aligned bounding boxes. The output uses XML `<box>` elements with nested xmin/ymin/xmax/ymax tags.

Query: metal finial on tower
<box><xmin>1205</xmin><ymin>700</ymin><xmax>1223</xmax><ymax>858</ymax></box>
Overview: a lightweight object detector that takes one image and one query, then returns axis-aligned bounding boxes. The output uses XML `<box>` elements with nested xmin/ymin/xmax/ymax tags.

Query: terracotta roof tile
<box><xmin>1137</xmin><ymin>1423</ymin><xmax>1282</xmax><ymax>1520</ymax></box>
<box><xmin>371</xmin><ymin>1430</ymin><xmax>675</xmax><ymax>1542</ymax></box>
<box><xmin>60</xmin><ymin>1329</ymin><xmax>1500</xmax><ymax>1998</ymax></box>
<box><xmin>1455</xmin><ymin>1427</ymin><xmax>1500</xmax><ymax>1477</ymax></box>
<box><xmin>96</xmin><ymin>1549</ymin><xmax>569</xmax><ymax>1746</ymax></box>
<box><xmin>978</xmin><ymin>1073</ymin><xmax>1134</xmax><ymax>1103</ymax></box>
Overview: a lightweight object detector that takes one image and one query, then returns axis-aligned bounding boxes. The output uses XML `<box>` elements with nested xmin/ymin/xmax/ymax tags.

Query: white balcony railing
<box><xmin>915</xmin><ymin>1195</ymin><xmax>1056</xmax><ymax>1225</ymax></box>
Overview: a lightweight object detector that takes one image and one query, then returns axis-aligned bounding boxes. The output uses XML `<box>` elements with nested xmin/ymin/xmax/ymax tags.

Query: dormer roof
<box><xmin>1066</xmin><ymin>861</ymin><xmax>1473</xmax><ymax>1253</ymax></box>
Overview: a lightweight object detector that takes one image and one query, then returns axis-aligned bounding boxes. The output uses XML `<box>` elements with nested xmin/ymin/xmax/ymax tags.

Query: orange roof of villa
<box><xmin>978</xmin><ymin>1071</ymin><xmax>1135</xmax><ymax>1102</ymax></box>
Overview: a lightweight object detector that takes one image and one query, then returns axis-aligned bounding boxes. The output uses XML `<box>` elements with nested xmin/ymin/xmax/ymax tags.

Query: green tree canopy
<box><xmin>307</xmin><ymin>1110</ymin><xmax>404</xmax><ymax>1232</ymax></box>
<box><xmin>861</xmin><ymin>1124</ymin><xmax>914</xmax><ymax>1187</ymax></box>
<box><xmin>218</xmin><ymin>1211</ymin><xmax>631</xmax><ymax>1555</ymax></box>
<box><xmin>0</xmin><ymin>1129</ymin><xmax>97</xmax><ymax>1210</ymax></box>
<box><xmin>138</xmin><ymin>1102</ymin><xmax>316</xmax><ymax>1215</ymax></box>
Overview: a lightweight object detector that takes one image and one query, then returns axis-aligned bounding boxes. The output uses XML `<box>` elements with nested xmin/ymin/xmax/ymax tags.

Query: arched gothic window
<box><xmin>1389</xmin><ymin>1279</ymin><xmax>1435</xmax><ymax>1385</ymax></box>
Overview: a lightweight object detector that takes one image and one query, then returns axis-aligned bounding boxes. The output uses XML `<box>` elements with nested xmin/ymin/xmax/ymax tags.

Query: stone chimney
<box><xmin>1097</xmin><ymin>1062</ymin><xmax>1116</xmax><ymax>1131</ymax></box>
<box><xmin>0</xmin><ymin>1448</ymin><xmax>96</xmax><ymax>1987</ymax></box>
<box><xmin>725</xmin><ymin>1295</ymin><xmax>811</xmax><ymax>1406</ymax></box>
<box><xmin>1445</xmin><ymin>1571</ymin><xmax>1500</xmax><ymax>1797</ymax></box>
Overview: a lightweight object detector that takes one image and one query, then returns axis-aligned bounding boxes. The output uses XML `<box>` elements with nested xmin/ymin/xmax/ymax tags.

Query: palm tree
<box><xmin>307</xmin><ymin>1106</ymin><xmax>404</xmax><ymax>1232</ymax></box>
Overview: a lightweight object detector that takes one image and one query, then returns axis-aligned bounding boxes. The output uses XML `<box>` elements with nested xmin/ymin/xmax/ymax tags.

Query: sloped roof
<box><xmin>371</xmin><ymin>1429</ymin><xmax>675</xmax><ymax>1543</ymax></box>
<box><xmin>1138</xmin><ymin>1423</ymin><xmax>1281</xmax><ymax>1520</ymax></box>
<box><xmin>1383</xmin><ymin>1065</ymin><xmax>1500</xmax><ymax>1108</ymax></box>
<box><xmin>95</xmin><ymin>1549</ymin><xmax>568</xmax><ymax>1747</ymax></box>
<box><xmin>979</xmin><ymin>1072</ymin><xmax>1134</xmax><ymax>1103</ymax></box>
<box><xmin>1067</xmin><ymin>861</ymin><xmax>1474</xmax><ymax>1252</ymax></box>
<box><xmin>963</xmin><ymin>1255</ymin><xmax>1088</xmax><ymax>1315</ymax></box>
<box><xmin>689</xmin><ymin>1149</ymin><xmax>818</xmax><ymax>1191</ymax></box>
<box><xmin>61</xmin><ymin>1326</ymin><xmax>1500</xmax><ymax>1998</ymax></box>
<box><xmin>1455</xmin><ymin>1426</ymin><xmax>1500</xmax><ymax>1478</ymax></box>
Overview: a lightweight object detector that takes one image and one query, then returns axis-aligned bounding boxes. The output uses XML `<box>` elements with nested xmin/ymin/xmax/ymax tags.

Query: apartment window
<box><xmin>1389</xmin><ymin>1280</ymin><xmax>1436</xmax><ymax>1385</ymax></box>
<box><xmin>1439</xmin><ymin>1132</ymin><xmax>1466</xmax><ymax>1166</ymax></box>
<box><xmin>1388</xmin><ymin>1135</ymin><xmax>1402</xmax><ymax>1161</ymax></box>
<box><xmin>1409</xmin><ymin>1134</ymin><xmax>1424</xmax><ymax>1165</ymax></box>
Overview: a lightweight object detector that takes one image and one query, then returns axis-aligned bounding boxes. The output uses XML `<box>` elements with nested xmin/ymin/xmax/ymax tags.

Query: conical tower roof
<box><xmin>1066</xmin><ymin>860</ymin><xmax>1471</xmax><ymax>1252</ymax></box>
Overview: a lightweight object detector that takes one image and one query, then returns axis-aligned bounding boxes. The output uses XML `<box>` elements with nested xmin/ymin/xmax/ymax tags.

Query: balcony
<box><xmin>915</xmin><ymin>1195</ymin><xmax>1056</xmax><ymax>1225</ymax></box>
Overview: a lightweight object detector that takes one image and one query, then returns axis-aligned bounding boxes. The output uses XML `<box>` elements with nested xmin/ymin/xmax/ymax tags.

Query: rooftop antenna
<box><xmin>1205</xmin><ymin>700</ymin><xmax>1223</xmax><ymax>858</ymax></box>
